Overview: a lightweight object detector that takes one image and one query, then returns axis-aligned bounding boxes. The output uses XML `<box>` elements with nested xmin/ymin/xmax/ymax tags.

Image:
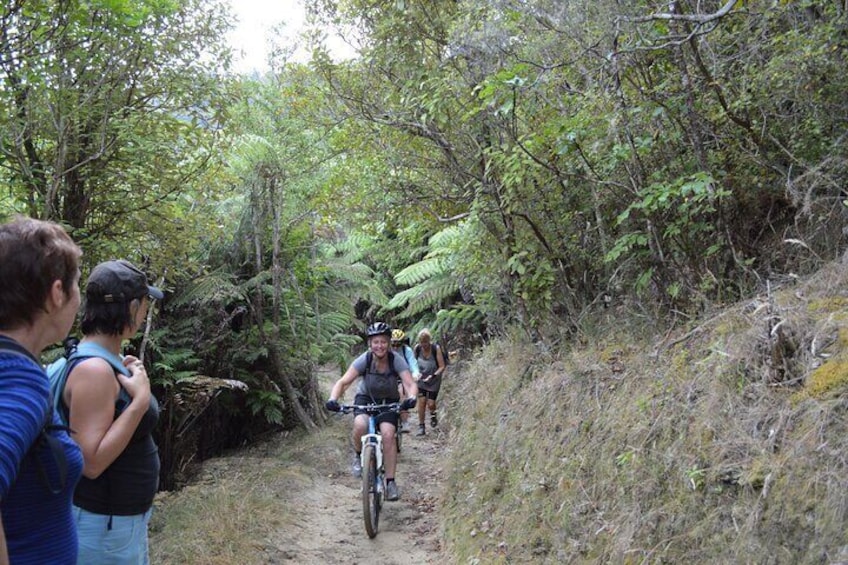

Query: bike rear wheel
<box><xmin>362</xmin><ymin>443</ymin><xmax>381</xmax><ymax>538</ymax></box>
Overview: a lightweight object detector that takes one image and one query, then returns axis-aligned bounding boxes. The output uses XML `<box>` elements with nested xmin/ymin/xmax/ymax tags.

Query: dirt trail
<box><xmin>263</xmin><ymin>413</ymin><xmax>446</xmax><ymax>564</ymax></box>
<box><xmin>151</xmin><ymin>365</ymin><xmax>447</xmax><ymax>564</ymax></box>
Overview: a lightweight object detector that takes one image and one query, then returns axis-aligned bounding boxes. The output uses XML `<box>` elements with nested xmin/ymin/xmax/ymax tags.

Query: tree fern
<box><xmin>316</xmin><ymin>237</ymin><xmax>389</xmax><ymax>307</ymax></box>
<box><xmin>391</xmin><ymin>275</ymin><xmax>459</xmax><ymax>318</ymax></box>
<box><xmin>386</xmin><ymin>220</ymin><xmax>492</xmax><ymax>338</ymax></box>
<box><xmin>388</xmin><ymin>224</ymin><xmax>461</xmax><ymax>316</ymax></box>
<box><xmin>432</xmin><ymin>304</ymin><xmax>486</xmax><ymax>335</ymax></box>
<box><xmin>168</xmin><ymin>269</ymin><xmax>244</xmax><ymax>308</ymax></box>
<box><xmin>393</xmin><ymin>256</ymin><xmax>447</xmax><ymax>287</ymax></box>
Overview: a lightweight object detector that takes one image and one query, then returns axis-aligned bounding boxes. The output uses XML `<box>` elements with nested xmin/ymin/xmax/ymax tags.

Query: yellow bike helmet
<box><xmin>391</xmin><ymin>329</ymin><xmax>406</xmax><ymax>344</ymax></box>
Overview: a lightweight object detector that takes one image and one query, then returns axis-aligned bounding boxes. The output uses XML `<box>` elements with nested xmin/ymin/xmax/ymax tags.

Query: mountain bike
<box><xmin>338</xmin><ymin>402</ymin><xmax>401</xmax><ymax>538</ymax></box>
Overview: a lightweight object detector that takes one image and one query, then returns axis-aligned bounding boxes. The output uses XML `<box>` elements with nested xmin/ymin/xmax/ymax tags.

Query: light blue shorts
<box><xmin>73</xmin><ymin>505</ymin><xmax>151</xmax><ymax>565</ymax></box>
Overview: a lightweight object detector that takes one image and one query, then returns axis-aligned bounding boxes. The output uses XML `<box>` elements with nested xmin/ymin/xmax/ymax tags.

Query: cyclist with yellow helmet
<box><xmin>390</xmin><ymin>329</ymin><xmax>420</xmax><ymax>433</ymax></box>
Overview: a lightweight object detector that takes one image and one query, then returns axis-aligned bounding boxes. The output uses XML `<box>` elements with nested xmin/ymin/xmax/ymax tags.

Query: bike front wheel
<box><xmin>362</xmin><ymin>443</ymin><xmax>381</xmax><ymax>538</ymax></box>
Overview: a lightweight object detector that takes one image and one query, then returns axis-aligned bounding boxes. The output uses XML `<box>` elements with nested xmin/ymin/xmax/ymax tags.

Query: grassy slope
<box><xmin>440</xmin><ymin>262</ymin><xmax>848</xmax><ymax>564</ymax></box>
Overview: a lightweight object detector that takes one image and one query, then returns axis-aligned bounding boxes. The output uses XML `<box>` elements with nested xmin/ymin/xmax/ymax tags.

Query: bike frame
<box><xmin>361</xmin><ymin>412</ymin><xmax>384</xmax><ymax>479</ymax></box>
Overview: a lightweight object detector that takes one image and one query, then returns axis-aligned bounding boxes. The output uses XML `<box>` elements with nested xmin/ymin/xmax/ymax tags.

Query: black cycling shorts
<box><xmin>353</xmin><ymin>394</ymin><xmax>400</xmax><ymax>428</ymax></box>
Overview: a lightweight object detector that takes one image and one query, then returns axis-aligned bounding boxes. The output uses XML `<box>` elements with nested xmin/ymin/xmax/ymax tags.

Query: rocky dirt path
<box><xmin>262</xmin><ymin>413</ymin><xmax>446</xmax><ymax>564</ymax></box>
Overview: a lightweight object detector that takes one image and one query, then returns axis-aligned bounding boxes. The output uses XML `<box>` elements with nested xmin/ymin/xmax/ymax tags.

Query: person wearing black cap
<box><xmin>60</xmin><ymin>259</ymin><xmax>163</xmax><ymax>564</ymax></box>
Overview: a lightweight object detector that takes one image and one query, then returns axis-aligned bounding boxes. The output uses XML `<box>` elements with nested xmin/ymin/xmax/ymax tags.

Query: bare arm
<box><xmin>399</xmin><ymin>369</ymin><xmax>417</xmax><ymax>400</ymax></box>
<box><xmin>329</xmin><ymin>364</ymin><xmax>361</xmax><ymax>402</ymax></box>
<box><xmin>65</xmin><ymin>357</ymin><xmax>151</xmax><ymax>479</ymax></box>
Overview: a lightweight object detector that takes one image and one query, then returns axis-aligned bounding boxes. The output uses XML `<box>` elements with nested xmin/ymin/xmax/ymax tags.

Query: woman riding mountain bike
<box><xmin>325</xmin><ymin>322</ymin><xmax>417</xmax><ymax>501</ymax></box>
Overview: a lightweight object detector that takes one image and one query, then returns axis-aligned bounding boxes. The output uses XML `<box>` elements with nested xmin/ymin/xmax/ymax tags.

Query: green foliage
<box><xmin>245</xmin><ymin>389</ymin><xmax>285</xmax><ymax>425</ymax></box>
<box><xmin>432</xmin><ymin>304</ymin><xmax>486</xmax><ymax>337</ymax></box>
<box><xmin>151</xmin><ymin>346</ymin><xmax>202</xmax><ymax>386</ymax></box>
<box><xmin>608</xmin><ymin>173</ymin><xmax>727</xmax><ymax>263</ymax></box>
<box><xmin>388</xmin><ymin>224</ymin><xmax>462</xmax><ymax>316</ymax></box>
<box><xmin>8</xmin><ymin>0</ymin><xmax>844</xmax><ymax>450</ymax></box>
<box><xmin>0</xmin><ymin>0</ymin><xmax>233</xmax><ymax>275</ymax></box>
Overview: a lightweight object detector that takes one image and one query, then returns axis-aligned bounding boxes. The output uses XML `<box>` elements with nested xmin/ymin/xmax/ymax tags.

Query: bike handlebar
<box><xmin>337</xmin><ymin>402</ymin><xmax>401</xmax><ymax>415</ymax></box>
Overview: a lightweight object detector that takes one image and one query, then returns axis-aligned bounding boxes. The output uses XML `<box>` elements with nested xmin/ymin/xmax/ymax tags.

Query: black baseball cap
<box><xmin>85</xmin><ymin>260</ymin><xmax>164</xmax><ymax>304</ymax></box>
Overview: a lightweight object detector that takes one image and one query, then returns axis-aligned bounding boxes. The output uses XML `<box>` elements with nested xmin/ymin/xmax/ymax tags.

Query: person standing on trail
<box><xmin>413</xmin><ymin>328</ymin><xmax>446</xmax><ymax>436</ymax></box>
<box><xmin>391</xmin><ymin>329</ymin><xmax>420</xmax><ymax>434</ymax></box>
<box><xmin>61</xmin><ymin>260</ymin><xmax>163</xmax><ymax>564</ymax></box>
<box><xmin>0</xmin><ymin>217</ymin><xmax>85</xmax><ymax>564</ymax></box>
<box><xmin>325</xmin><ymin>322</ymin><xmax>418</xmax><ymax>501</ymax></box>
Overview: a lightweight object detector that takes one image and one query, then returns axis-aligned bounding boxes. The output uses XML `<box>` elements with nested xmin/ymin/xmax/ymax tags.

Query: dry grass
<box><xmin>148</xmin><ymin>428</ymin><xmax>330</xmax><ymax>564</ymax></box>
<box><xmin>439</xmin><ymin>261</ymin><xmax>848</xmax><ymax>563</ymax></box>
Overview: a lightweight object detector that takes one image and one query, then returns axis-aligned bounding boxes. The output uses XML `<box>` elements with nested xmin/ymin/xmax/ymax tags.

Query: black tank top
<box><xmin>73</xmin><ymin>393</ymin><xmax>160</xmax><ymax>516</ymax></box>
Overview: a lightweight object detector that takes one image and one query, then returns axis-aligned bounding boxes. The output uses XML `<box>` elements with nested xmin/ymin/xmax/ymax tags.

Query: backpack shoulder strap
<box><xmin>364</xmin><ymin>351</ymin><xmax>373</xmax><ymax>375</ymax></box>
<box><xmin>386</xmin><ymin>350</ymin><xmax>398</xmax><ymax>377</ymax></box>
<box><xmin>71</xmin><ymin>342</ymin><xmax>130</xmax><ymax>376</ymax></box>
<box><xmin>0</xmin><ymin>337</ymin><xmax>38</xmax><ymax>362</ymax></box>
<box><xmin>0</xmin><ymin>339</ymin><xmax>58</xmax><ymax>424</ymax></box>
<box><xmin>52</xmin><ymin>342</ymin><xmax>130</xmax><ymax>425</ymax></box>
<box><xmin>362</xmin><ymin>350</ymin><xmax>398</xmax><ymax>377</ymax></box>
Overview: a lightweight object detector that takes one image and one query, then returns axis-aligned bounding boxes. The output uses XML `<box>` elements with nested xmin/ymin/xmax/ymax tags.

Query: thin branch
<box><xmin>623</xmin><ymin>0</ymin><xmax>738</xmax><ymax>24</ymax></box>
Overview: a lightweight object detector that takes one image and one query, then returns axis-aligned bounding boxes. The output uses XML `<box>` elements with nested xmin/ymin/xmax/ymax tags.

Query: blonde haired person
<box><xmin>413</xmin><ymin>329</ymin><xmax>446</xmax><ymax>436</ymax></box>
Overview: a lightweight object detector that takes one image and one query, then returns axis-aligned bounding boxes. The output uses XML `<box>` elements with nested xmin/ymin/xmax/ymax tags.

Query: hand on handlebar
<box><xmin>325</xmin><ymin>399</ymin><xmax>341</xmax><ymax>412</ymax></box>
<box><xmin>400</xmin><ymin>397</ymin><xmax>417</xmax><ymax>411</ymax></box>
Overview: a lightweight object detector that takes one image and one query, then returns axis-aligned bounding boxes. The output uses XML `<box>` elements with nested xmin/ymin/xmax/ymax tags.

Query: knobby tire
<box><xmin>362</xmin><ymin>443</ymin><xmax>380</xmax><ymax>538</ymax></box>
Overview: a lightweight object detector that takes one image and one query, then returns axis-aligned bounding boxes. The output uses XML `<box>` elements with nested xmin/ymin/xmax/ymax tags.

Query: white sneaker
<box><xmin>400</xmin><ymin>421</ymin><xmax>411</xmax><ymax>433</ymax></box>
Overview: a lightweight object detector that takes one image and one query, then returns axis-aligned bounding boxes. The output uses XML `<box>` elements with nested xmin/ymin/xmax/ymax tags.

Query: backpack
<box><xmin>414</xmin><ymin>342</ymin><xmax>449</xmax><ymax>366</ymax></box>
<box><xmin>363</xmin><ymin>349</ymin><xmax>399</xmax><ymax>378</ymax></box>
<box><xmin>362</xmin><ymin>350</ymin><xmax>400</xmax><ymax>400</ymax></box>
<box><xmin>46</xmin><ymin>340</ymin><xmax>130</xmax><ymax>427</ymax></box>
<box><xmin>0</xmin><ymin>338</ymin><xmax>73</xmax><ymax>494</ymax></box>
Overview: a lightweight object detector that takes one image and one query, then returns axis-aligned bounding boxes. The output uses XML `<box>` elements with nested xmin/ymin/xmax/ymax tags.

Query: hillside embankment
<box><xmin>439</xmin><ymin>260</ymin><xmax>848</xmax><ymax>563</ymax></box>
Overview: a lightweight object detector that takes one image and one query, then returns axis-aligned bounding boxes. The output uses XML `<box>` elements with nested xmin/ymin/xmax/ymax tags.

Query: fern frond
<box><xmin>386</xmin><ymin>285</ymin><xmax>420</xmax><ymax>310</ymax></box>
<box><xmin>317</xmin><ymin>262</ymin><xmax>375</xmax><ymax>285</ymax></box>
<box><xmin>432</xmin><ymin>304</ymin><xmax>486</xmax><ymax>335</ymax></box>
<box><xmin>321</xmin><ymin>233</ymin><xmax>376</xmax><ymax>263</ymax></box>
<box><xmin>316</xmin><ymin>311</ymin><xmax>353</xmax><ymax>340</ymax></box>
<box><xmin>394</xmin><ymin>256</ymin><xmax>447</xmax><ymax>286</ymax></box>
<box><xmin>391</xmin><ymin>275</ymin><xmax>459</xmax><ymax>319</ymax></box>
<box><xmin>427</xmin><ymin>224</ymin><xmax>464</xmax><ymax>249</ymax></box>
<box><xmin>169</xmin><ymin>270</ymin><xmax>243</xmax><ymax>308</ymax></box>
